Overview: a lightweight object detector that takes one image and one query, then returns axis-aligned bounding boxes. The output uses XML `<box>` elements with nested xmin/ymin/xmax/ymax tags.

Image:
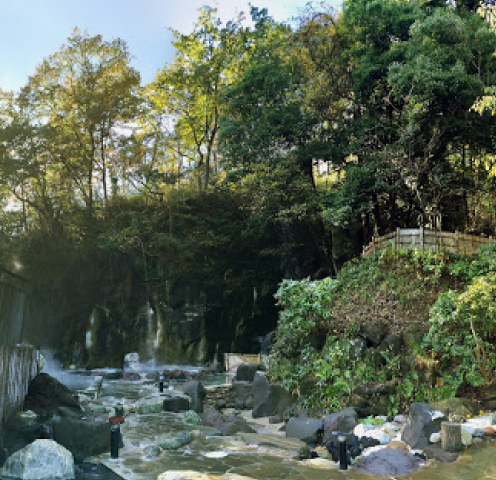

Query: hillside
<box><xmin>268</xmin><ymin>244</ymin><xmax>496</xmax><ymax>415</ymax></box>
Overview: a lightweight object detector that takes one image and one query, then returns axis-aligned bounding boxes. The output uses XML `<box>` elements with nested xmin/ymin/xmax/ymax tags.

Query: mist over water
<box><xmin>39</xmin><ymin>349</ymin><xmax>92</xmax><ymax>390</ymax></box>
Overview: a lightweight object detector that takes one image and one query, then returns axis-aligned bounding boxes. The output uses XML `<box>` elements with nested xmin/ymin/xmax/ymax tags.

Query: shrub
<box><xmin>426</xmin><ymin>274</ymin><xmax>496</xmax><ymax>386</ymax></box>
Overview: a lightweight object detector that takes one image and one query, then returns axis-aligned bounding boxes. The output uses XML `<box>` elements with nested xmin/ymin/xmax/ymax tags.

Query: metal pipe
<box><xmin>338</xmin><ymin>435</ymin><xmax>348</xmax><ymax>470</ymax></box>
<box><xmin>110</xmin><ymin>424</ymin><xmax>120</xmax><ymax>459</ymax></box>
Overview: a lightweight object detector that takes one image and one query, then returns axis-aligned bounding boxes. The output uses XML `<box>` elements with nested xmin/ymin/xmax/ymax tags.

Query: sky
<box><xmin>0</xmin><ymin>0</ymin><xmax>339</xmax><ymax>93</ymax></box>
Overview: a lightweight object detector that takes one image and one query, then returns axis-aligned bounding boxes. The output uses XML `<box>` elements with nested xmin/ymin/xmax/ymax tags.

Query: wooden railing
<box><xmin>0</xmin><ymin>345</ymin><xmax>39</xmax><ymax>440</ymax></box>
<box><xmin>362</xmin><ymin>228</ymin><xmax>494</xmax><ymax>257</ymax></box>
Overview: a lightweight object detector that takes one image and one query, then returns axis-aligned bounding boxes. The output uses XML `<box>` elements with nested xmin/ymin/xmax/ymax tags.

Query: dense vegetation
<box><xmin>1</xmin><ymin>1</ymin><xmax>496</xmax><ymax>365</ymax></box>
<box><xmin>268</xmin><ymin>244</ymin><xmax>496</xmax><ymax>413</ymax></box>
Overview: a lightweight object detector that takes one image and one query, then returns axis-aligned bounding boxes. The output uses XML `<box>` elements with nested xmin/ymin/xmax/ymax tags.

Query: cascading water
<box><xmin>145</xmin><ymin>303</ymin><xmax>156</xmax><ymax>365</ymax></box>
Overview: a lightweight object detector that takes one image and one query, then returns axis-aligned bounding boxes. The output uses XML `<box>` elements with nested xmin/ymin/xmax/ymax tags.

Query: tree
<box><xmin>15</xmin><ymin>29</ymin><xmax>140</xmax><ymax>221</ymax></box>
<box><xmin>149</xmin><ymin>7</ymin><xmax>246</xmax><ymax>192</ymax></box>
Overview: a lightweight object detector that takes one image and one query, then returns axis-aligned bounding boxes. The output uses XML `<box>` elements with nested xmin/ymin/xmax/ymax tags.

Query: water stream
<box><xmin>55</xmin><ymin>370</ymin><xmax>496</xmax><ymax>480</ymax></box>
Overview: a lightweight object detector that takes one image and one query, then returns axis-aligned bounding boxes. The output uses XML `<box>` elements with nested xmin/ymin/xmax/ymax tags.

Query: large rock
<box><xmin>423</xmin><ymin>444</ymin><xmax>460</xmax><ymax>463</ymax></box>
<box><xmin>0</xmin><ymin>439</ymin><xmax>74</xmax><ymax>480</ymax></box>
<box><xmin>201</xmin><ymin>411</ymin><xmax>256</xmax><ymax>436</ymax></box>
<box><xmin>252</xmin><ymin>373</ymin><xmax>293</xmax><ymax>419</ymax></box>
<box><xmin>136</xmin><ymin>397</ymin><xmax>165</xmax><ymax>414</ymax></box>
<box><xmin>177</xmin><ymin>380</ymin><xmax>206</xmax><ymax>413</ymax></box>
<box><xmin>322</xmin><ymin>407</ymin><xmax>358</xmax><ymax>444</ymax></box>
<box><xmin>430</xmin><ymin>397</ymin><xmax>481</xmax><ymax>422</ymax></box>
<box><xmin>401</xmin><ymin>403</ymin><xmax>446</xmax><ymax>449</ymax></box>
<box><xmin>23</xmin><ymin>374</ymin><xmax>81</xmax><ymax>416</ymax></box>
<box><xmin>52</xmin><ymin>414</ymin><xmax>119</xmax><ymax>463</ymax></box>
<box><xmin>358</xmin><ymin>321</ymin><xmax>388</xmax><ymax>346</ymax></box>
<box><xmin>285</xmin><ymin>417</ymin><xmax>323</xmax><ymax>444</ymax></box>
<box><xmin>235</xmin><ymin>364</ymin><xmax>259</xmax><ymax>383</ymax></box>
<box><xmin>232</xmin><ymin>381</ymin><xmax>253</xmax><ymax>410</ymax></box>
<box><xmin>159</xmin><ymin>431</ymin><xmax>193</xmax><ymax>450</ymax></box>
<box><xmin>354</xmin><ymin>448</ymin><xmax>423</xmax><ymax>476</ymax></box>
<box><xmin>162</xmin><ymin>392</ymin><xmax>191</xmax><ymax>413</ymax></box>
<box><xmin>0</xmin><ymin>413</ymin><xmax>45</xmax><ymax>466</ymax></box>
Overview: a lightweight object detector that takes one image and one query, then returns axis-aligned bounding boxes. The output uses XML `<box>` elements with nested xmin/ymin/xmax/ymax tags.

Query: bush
<box><xmin>426</xmin><ymin>274</ymin><xmax>496</xmax><ymax>386</ymax></box>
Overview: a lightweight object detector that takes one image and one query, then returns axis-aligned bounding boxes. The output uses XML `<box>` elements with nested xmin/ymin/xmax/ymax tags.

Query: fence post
<box><xmin>396</xmin><ymin>228</ymin><xmax>400</xmax><ymax>252</ymax></box>
<box><xmin>455</xmin><ymin>230</ymin><xmax>459</xmax><ymax>254</ymax></box>
<box><xmin>420</xmin><ymin>226</ymin><xmax>424</xmax><ymax>250</ymax></box>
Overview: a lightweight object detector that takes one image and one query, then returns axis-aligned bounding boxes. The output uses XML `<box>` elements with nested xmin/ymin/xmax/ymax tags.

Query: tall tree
<box><xmin>16</xmin><ymin>30</ymin><xmax>140</xmax><ymax>220</ymax></box>
<box><xmin>149</xmin><ymin>7</ymin><xmax>245</xmax><ymax>192</ymax></box>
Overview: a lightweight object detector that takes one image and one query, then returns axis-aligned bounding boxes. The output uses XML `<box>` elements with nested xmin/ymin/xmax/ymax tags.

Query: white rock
<box><xmin>301</xmin><ymin>458</ymin><xmax>338</xmax><ymax>469</ymax></box>
<box><xmin>0</xmin><ymin>439</ymin><xmax>74</xmax><ymax>480</ymax></box>
<box><xmin>431</xmin><ymin>410</ymin><xmax>445</xmax><ymax>420</ymax></box>
<box><xmin>204</xmin><ymin>451</ymin><xmax>229</xmax><ymax>459</ymax></box>
<box><xmin>429</xmin><ymin>432</ymin><xmax>441</xmax><ymax>443</ymax></box>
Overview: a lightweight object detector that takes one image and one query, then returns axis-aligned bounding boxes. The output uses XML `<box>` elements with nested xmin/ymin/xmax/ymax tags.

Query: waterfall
<box><xmin>145</xmin><ymin>303</ymin><xmax>156</xmax><ymax>365</ymax></box>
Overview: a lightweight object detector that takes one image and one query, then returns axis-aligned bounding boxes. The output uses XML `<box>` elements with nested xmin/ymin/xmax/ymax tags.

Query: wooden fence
<box><xmin>362</xmin><ymin>228</ymin><xmax>494</xmax><ymax>257</ymax></box>
<box><xmin>0</xmin><ymin>345</ymin><xmax>39</xmax><ymax>441</ymax></box>
<box><xmin>0</xmin><ymin>266</ymin><xmax>27</xmax><ymax>346</ymax></box>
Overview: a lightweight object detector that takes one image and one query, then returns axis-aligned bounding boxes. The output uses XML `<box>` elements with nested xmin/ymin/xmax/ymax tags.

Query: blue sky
<box><xmin>0</xmin><ymin>0</ymin><xmax>339</xmax><ymax>92</ymax></box>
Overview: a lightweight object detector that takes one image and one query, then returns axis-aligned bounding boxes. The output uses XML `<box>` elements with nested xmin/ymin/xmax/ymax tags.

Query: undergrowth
<box><xmin>268</xmin><ymin>244</ymin><xmax>496</xmax><ymax>414</ymax></box>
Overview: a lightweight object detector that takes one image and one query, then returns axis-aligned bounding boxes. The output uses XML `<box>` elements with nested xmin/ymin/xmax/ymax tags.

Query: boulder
<box><xmin>235</xmin><ymin>364</ymin><xmax>259</xmax><ymax>383</ymax></box>
<box><xmin>184</xmin><ymin>410</ymin><xmax>202</xmax><ymax>426</ymax></box>
<box><xmin>200</xmin><ymin>411</ymin><xmax>256</xmax><ymax>436</ymax></box>
<box><xmin>401</xmin><ymin>403</ymin><xmax>446</xmax><ymax>449</ymax></box>
<box><xmin>159</xmin><ymin>431</ymin><xmax>193</xmax><ymax>450</ymax></box>
<box><xmin>430</xmin><ymin>397</ymin><xmax>481</xmax><ymax>422</ymax></box>
<box><xmin>252</xmin><ymin>373</ymin><xmax>293</xmax><ymax>419</ymax></box>
<box><xmin>379</xmin><ymin>334</ymin><xmax>403</xmax><ymax>356</ymax></box>
<box><xmin>423</xmin><ymin>444</ymin><xmax>460</xmax><ymax>463</ymax></box>
<box><xmin>232</xmin><ymin>381</ymin><xmax>253</xmax><ymax>410</ymax></box>
<box><xmin>163</xmin><ymin>392</ymin><xmax>191</xmax><ymax>413</ymax></box>
<box><xmin>136</xmin><ymin>397</ymin><xmax>165</xmax><ymax>414</ymax></box>
<box><xmin>52</xmin><ymin>413</ymin><xmax>120</xmax><ymax>463</ymax></box>
<box><xmin>0</xmin><ymin>439</ymin><xmax>74</xmax><ymax>480</ymax></box>
<box><xmin>285</xmin><ymin>417</ymin><xmax>323</xmax><ymax>444</ymax></box>
<box><xmin>322</xmin><ymin>407</ymin><xmax>358</xmax><ymax>444</ymax></box>
<box><xmin>177</xmin><ymin>381</ymin><xmax>206</xmax><ymax>413</ymax></box>
<box><xmin>0</xmin><ymin>412</ymin><xmax>48</xmax><ymax>466</ymax></box>
<box><xmin>354</xmin><ymin>448</ymin><xmax>423</xmax><ymax>476</ymax></box>
<box><xmin>358</xmin><ymin>321</ymin><xmax>388</xmax><ymax>346</ymax></box>
<box><xmin>23</xmin><ymin>374</ymin><xmax>81</xmax><ymax>416</ymax></box>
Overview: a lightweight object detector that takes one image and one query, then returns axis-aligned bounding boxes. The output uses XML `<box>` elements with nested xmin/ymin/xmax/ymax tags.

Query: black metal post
<box><xmin>159</xmin><ymin>374</ymin><xmax>164</xmax><ymax>393</ymax></box>
<box><xmin>338</xmin><ymin>435</ymin><xmax>348</xmax><ymax>471</ymax></box>
<box><xmin>109</xmin><ymin>403</ymin><xmax>125</xmax><ymax>460</ymax></box>
<box><xmin>110</xmin><ymin>424</ymin><xmax>120</xmax><ymax>459</ymax></box>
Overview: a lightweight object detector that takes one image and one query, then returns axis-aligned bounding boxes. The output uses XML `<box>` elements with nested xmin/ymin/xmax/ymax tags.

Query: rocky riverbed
<box><xmin>2</xmin><ymin>366</ymin><xmax>496</xmax><ymax>480</ymax></box>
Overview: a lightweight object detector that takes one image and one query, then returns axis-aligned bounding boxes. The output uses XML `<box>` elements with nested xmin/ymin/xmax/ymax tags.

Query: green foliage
<box><xmin>268</xmin><ymin>247</ymin><xmax>473</xmax><ymax>412</ymax></box>
<box><xmin>426</xmin><ymin>273</ymin><xmax>496</xmax><ymax>385</ymax></box>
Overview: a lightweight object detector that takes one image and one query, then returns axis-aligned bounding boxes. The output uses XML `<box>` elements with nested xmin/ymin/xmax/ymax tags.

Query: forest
<box><xmin>1</xmin><ymin>0</ymin><xmax>496</xmax><ymax>367</ymax></box>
